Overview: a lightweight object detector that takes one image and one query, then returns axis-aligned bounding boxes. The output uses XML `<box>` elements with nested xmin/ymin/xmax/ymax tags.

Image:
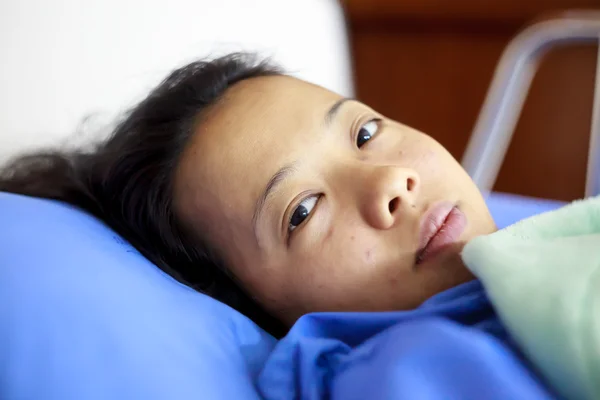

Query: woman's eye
<box><xmin>288</xmin><ymin>195</ymin><xmax>318</xmax><ymax>233</ymax></box>
<box><xmin>356</xmin><ymin>119</ymin><xmax>380</xmax><ymax>148</ymax></box>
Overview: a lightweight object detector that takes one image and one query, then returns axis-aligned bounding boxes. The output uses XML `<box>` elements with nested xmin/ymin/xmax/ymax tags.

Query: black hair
<box><xmin>0</xmin><ymin>53</ymin><xmax>287</xmax><ymax>337</ymax></box>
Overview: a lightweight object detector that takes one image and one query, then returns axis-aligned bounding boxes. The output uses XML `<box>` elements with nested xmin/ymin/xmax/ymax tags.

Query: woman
<box><xmin>0</xmin><ymin>53</ymin><xmax>496</xmax><ymax>337</ymax></box>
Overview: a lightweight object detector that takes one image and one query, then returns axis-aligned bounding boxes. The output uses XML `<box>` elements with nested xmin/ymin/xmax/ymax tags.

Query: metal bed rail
<box><xmin>461</xmin><ymin>12</ymin><xmax>600</xmax><ymax>198</ymax></box>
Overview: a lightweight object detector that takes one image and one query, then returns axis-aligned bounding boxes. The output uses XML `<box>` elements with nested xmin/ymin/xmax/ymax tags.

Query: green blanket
<box><xmin>462</xmin><ymin>196</ymin><xmax>600</xmax><ymax>400</ymax></box>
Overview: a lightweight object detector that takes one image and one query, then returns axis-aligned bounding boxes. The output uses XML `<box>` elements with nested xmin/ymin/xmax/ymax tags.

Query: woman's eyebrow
<box><xmin>252</xmin><ymin>97</ymin><xmax>354</xmax><ymax>239</ymax></box>
<box><xmin>324</xmin><ymin>97</ymin><xmax>354</xmax><ymax>127</ymax></box>
<box><xmin>252</xmin><ymin>164</ymin><xmax>297</xmax><ymax>237</ymax></box>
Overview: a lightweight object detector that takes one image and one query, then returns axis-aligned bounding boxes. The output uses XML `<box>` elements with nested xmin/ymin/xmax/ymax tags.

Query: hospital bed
<box><xmin>464</xmin><ymin>11</ymin><xmax>600</xmax><ymax>227</ymax></box>
<box><xmin>0</xmin><ymin>2</ymin><xmax>599</xmax><ymax>399</ymax></box>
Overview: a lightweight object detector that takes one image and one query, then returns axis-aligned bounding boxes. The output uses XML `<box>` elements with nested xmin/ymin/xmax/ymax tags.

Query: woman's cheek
<box><xmin>339</xmin><ymin>227</ymin><xmax>381</xmax><ymax>273</ymax></box>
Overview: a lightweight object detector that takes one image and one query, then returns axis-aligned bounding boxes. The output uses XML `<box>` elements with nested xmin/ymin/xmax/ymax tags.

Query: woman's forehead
<box><xmin>218</xmin><ymin>75</ymin><xmax>342</xmax><ymax>126</ymax></box>
<box><xmin>178</xmin><ymin>76</ymin><xmax>342</xmax><ymax>223</ymax></box>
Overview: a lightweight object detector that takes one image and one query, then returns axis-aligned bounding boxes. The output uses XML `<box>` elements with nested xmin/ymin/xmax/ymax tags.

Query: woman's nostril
<box><xmin>388</xmin><ymin>197</ymin><xmax>400</xmax><ymax>214</ymax></box>
<box><xmin>407</xmin><ymin>177</ymin><xmax>415</xmax><ymax>192</ymax></box>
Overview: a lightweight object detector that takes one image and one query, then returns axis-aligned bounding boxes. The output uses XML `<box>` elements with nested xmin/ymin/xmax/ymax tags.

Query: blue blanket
<box><xmin>257</xmin><ymin>281</ymin><xmax>556</xmax><ymax>399</ymax></box>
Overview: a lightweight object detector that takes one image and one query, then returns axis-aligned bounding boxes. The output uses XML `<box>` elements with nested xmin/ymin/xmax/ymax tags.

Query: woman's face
<box><xmin>175</xmin><ymin>76</ymin><xmax>496</xmax><ymax>325</ymax></box>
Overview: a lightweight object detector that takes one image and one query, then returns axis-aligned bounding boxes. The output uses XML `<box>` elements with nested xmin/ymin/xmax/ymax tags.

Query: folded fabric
<box><xmin>462</xmin><ymin>195</ymin><xmax>600</xmax><ymax>400</ymax></box>
<box><xmin>257</xmin><ymin>281</ymin><xmax>555</xmax><ymax>399</ymax></box>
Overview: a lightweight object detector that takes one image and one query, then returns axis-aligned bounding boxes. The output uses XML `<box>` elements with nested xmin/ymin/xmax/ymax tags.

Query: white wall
<box><xmin>0</xmin><ymin>0</ymin><xmax>353</xmax><ymax>163</ymax></box>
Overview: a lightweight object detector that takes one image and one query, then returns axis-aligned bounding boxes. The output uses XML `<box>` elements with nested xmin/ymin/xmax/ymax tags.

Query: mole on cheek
<box><xmin>325</xmin><ymin>225</ymin><xmax>335</xmax><ymax>241</ymax></box>
<box><xmin>365</xmin><ymin>248</ymin><xmax>376</xmax><ymax>265</ymax></box>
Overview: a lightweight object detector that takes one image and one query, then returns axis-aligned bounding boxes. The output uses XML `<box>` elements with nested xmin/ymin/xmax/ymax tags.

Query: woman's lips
<box><xmin>416</xmin><ymin>202</ymin><xmax>467</xmax><ymax>265</ymax></box>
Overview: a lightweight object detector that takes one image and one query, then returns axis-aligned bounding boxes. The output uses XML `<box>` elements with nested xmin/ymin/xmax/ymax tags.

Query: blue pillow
<box><xmin>0</xmin><ymin>192</ymin><xmax>275</xmax><ymax>400</ymax></box>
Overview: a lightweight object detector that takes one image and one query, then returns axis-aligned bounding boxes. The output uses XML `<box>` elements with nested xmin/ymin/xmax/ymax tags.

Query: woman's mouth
<box><xmin>416</xmin><ymin>202</ymin><xmax>467</xmax><ymax>265</ymax></box>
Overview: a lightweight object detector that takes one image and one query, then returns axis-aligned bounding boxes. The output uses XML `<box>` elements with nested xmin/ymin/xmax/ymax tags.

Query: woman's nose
<box><xmin>360</xmin><ymin>165</ymin><xmax>420</xmax><ymax>230</ymax></box>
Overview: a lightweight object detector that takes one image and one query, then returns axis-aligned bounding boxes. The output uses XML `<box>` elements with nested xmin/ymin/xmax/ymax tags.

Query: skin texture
<box><xmin>174</xmin><ymin>76</ymin><xmax>496</xmax><ymax>326</ymax></box>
